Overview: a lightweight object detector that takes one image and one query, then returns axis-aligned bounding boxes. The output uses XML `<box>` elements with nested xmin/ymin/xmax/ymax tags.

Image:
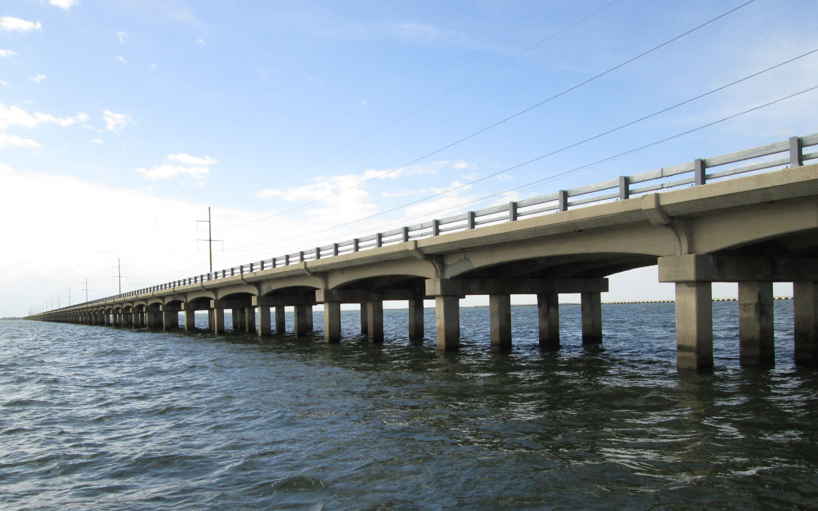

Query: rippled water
<box><xmin>2</xmin><ymin>302</ymin><xmax>817</xmax><ymax>510</ymax></box>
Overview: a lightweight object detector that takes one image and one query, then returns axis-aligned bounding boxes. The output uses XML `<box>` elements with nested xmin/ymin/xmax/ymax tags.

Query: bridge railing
<box><xmin>54</xmin><ymin>131</ymin><xmax>818</xmax><ymax>310</ymax></box>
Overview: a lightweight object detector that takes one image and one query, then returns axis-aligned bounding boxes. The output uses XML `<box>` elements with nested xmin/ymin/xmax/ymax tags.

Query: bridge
<box><xmin>29</xmin><ymin>132</ymin><xmax>818</xmax><ymax>372</ymax></box>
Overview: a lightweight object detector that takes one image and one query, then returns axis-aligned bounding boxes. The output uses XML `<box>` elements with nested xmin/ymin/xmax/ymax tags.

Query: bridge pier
<box><xmin>537</xmin><ymin>291</ymin><xmax>559</xmax><ymax>349</ymax></box>
<box><xmin>435</xmin><ymin>296</ymin><xmax>460</xmax><ymax>351</ymax></box>
<box><xmin>275</xmin><ymin>305</ymin><xmax>286</xmax><ymax>335</ymax></box>
<box><xmin>408</xmin><ymin>296</ymin><xmax>425</xmax><ymax>342</ymax></box>
<box><xmin>739</xmin><ymin>281</ymin><xmax>775</xmax><ymax>367</ymax></box>
<box><xmin>245</xmin><ymin>306</ymin><xmax>256</xmax><ymax>333</ymax></box>
<box><xmin>295</xmin><ymin>304</ymin><xmax>313</xmax><ymax>338</ymax></box>
<box><xmin>183</xmin><ymin>305</ymin><xmax>195</xmax><ymax>331</ymax></box>
<box><xmin>257</xmin><ymin>304</ymin><xmax>271</xmax><ymax>337</ymax></box>
<box><xmin>232</xmin><ymin>308</ymin><xmax>244</xmax><ymax>332</ymax></box>
<box><xmin>324</xmin><ymin>302</ymin><xmax>342</xmax><ymax>343</ymax></box>
<box><xmin>581</xmin><ymin>292</ymin><xmax>602</xmax><ymax>345</ymax></box>
<box><xmin>366</xmin><ymin>300</ymin><xmax>384</xmax><ymax>343</ymax></box>
<box><xmin>674</xmin><ymin>281</ymin><xmax>713</xmax><ymax>371</ymax></box>
<box><xmin>212</xmin><ymin>302</ymin><xmax>225</xmax><ymax>334</ymax></box>
<box><xmin>162</xmin><ymin>305</ymin><xmax>180</xmax><ymax>331</ymax></box>
<box><xmin>795</xmin><ymin>281</ymin><xmax>818</xmax><ymax>367</ymax></box>
<box><xmin>490</xmin><ymin>294</ymin><xmax>512</xmax><ymax>350</ymax></box>
<box><xmin>360</xmin><ymin>302</ymin><xmax>368</xmax><ymax>336</ymax></box>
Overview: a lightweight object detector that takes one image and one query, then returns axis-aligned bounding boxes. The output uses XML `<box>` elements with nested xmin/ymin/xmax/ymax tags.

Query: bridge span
<box><xmin>29</xmin><ymin>133</ymin><xmax>818</xmax><ymax>372</ymax></box>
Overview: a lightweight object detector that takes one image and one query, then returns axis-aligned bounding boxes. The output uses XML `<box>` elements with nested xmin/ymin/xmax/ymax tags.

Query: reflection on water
<box><xmin>1</xmin><ymin>302</ymin><xmax>817</xmax><ymax>510</ymax></box>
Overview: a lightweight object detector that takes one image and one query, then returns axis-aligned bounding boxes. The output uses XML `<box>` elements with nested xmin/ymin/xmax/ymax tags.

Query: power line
<box><xmin>222</xmin><ymin>44</ymin><xmax>817</xmax><ymax>255</ymax></box>
<box><xmin>220</xmin><ymin>0</ymin><xmax>754</xmax><ymax>234</ymax></box>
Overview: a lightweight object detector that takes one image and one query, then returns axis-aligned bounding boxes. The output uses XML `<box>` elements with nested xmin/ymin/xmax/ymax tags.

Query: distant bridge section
<box><xmin>31</xmin><ymin>133</ymin><xmax>818</xmax><ymax>373</ymax></box>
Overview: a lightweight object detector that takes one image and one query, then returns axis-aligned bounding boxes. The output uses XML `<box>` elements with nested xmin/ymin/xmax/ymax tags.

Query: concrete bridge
<box><xmin>30</xmin><ymin>132</ymin><xmax>818</xmax><ymax>372</ymax></box>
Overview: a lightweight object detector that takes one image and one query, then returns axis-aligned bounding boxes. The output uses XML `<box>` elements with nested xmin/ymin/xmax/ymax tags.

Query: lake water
<box><xmin>2</xmin><ymin>302</ymin><xmax>817</xmax><ymax>510</ymax></box>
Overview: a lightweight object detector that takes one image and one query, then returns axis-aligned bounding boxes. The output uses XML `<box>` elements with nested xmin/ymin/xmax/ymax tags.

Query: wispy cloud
<box><xmin>195</xmin><ymin>37</ymin><xmax>206</xmax><ymax>47</ymax></box>
<box><xmin>0</xmin><ymin>133</ymin><xmax>41</xmax><ymax>150</ymax></box>
<box><xmin>0</xmin><ymin>104</ymin><xmax>88</xmax><ymax>129</ymax></box>
<box><xmin>103</xmin><ymin>110</ymin><xmax>130</xmax><ymax>132</ymax></box>
<box><xmin>30</xmin><ymin>74</ymin><xmax>47</xmax><ymax>84</ymax></box>
<box><xmin>0</xmin><ymin>17</ymin><xmax>42</xmax><ymax>32</ymax></box>
<box><xmin>137</xmin><ymin>153</ymin><xmax>219</xmax><ymax>183</ymax></box>
<box><xmin>116</xmin><ymin>56</ymin><xmax>127</xmax><ymax>64</ymax></box>
<box><xmin>117</xmin><ymin>31</ymin><xmax>127</xmax><ymax>44</ymax></box>
<box><xmin>0</xmin><ymin>49</ymin><xmax>17</xmax><ymax>58</ymax></box>
<box><xmin>0</xmin><ymin>81</ymin><xmax>8</xmax><ymax>88</ymax></box>
<box><xmin>90</xmin><ymin>138</ymin><xmax>103</xmax><ymax>145</ymax></box>
<box><xmin>49</xmin><ymin>0</ymin><xmax>78</xmax><ymax>10</ymax></box>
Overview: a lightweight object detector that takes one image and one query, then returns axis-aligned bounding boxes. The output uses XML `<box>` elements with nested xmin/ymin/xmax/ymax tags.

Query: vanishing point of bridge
<box><xmin>30</xmin><ymin>133</ymin><xmax>818</xmax><ymax>372</ymax></box>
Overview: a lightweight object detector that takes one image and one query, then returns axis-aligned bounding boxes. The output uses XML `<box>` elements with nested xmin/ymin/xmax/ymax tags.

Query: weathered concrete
<box><xmin>675</xmin><ymin>282</ymin><xmax>713</xmax><ymax>371</ymax></box>
<box><xmin>408</xmin><ymin>296</ymin><xmax>424</xmax><ymax>342</ymax></box>
<box><xmin>435</xmin><ymin>296</ymin><xmax>460</xmax><ymax>351</ymax></box>
<box><xmin>794</xmin><ymin>281</ymin><xmax>818</xmax><ymax>367</ymax></box>
<box><xmin>257</xmin><ymin>305</ymin><xmax>271</xmax><ymax>336</ymax></box>
<box><xmin>244</xmin><ymin>307</ymin><xmax>256</xmax><ymax>333</ymax></box>
<box><xmin>489</xmin><ymin>294</ymin><xmax>512</xmax><ymax>350</ymax></box>
<box><xmin>366</xmin><ymin>300</ymin><xmax>384</xmax><ymax>343</ymax></box>
<box><xmin>295</xmin><ymin>304</ymin><xmax>313</xmax><ymax>338</ymax></box>
<box><xmin>360</xmin><ymin>302</ymin><xmax>368</xmax><ymax>336</ymax></box>
<box><xmin>581</xmin><ymin>292</ymin><xmax>602</xmax><ymax>345</ymax></box>
<box><xmin>212</xmin><ymin>305</ymin><xmax>225</xmax><ymax>334</ymax></box>
<box><xmin>324</xmin><ymin>302</ymin><xmax>342</xmax><ymax>344</ymax></box>
<box><xmin>537</xmin><ymin>291</ymin><xmax>559</xmax><ymax>349</ymax></box>
<box><xmin>275</xmin><ymin>305</ymin><xmax>286</xmax><ymax>334</ymax></box>
<box><xmin>738</xmin><ymin>281</ymin><xmax>774</xmax><ymax>367</ymax></box>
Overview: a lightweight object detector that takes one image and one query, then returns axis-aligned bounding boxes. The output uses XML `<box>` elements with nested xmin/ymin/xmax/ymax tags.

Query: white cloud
<box><xmin>168</xmin><ymin>153</ymin><xmax>218</xmax><ymax>166</ymax></box>
<box><xmin>117</xmin><ymin>31</ymin><xmax>127</xmax><ymax>44</ymax></box>
<box><xmin>30</xmin><ymin>74</ymin><xmax>47</xmax><ymax>84</ymax></box>
<box><xmin>49</xmin><ymin>0</ymin><xmax>78</xmax><ymax>10</ymax></box>
<box><xmin>0</xmin><ymin>49</ymin><xmax>17</xmax><ymax>58</ymax></box>
<box><xmin>0</xmin><ymin>81</ymin><xmax>8</xmax><ymax>88</ymax></box>
<box><xmin>136</xmin><ymin>153</ymin><xmax>219</xmax><ymax>182</ymax></box>
<box><xmin>90</xmin><ymin>138</ymin><xmax>103</xmax><ymax>144</ymax></box>
<box><xmin>103</xmin><ymin>110</ymin><xmax>130</xmax><ymax>132</ymax></box>
<box><xmin>195</xmin><ymin>37</ymin><xmax>206</xmax><ymax>47</ymax></box>
<box><xmin>137</xmin><ymin>164</ymin><xmax>209</xmax><ymax>181</ymax></box>
<box><xmin>116</xmin><ymin>56</ymin><xmax>127</xmax><ymax>64</ymax></box>
<box><xmin>0</xmin><ymin>133</ymin><xmax>41</xmax><ymax>150</ymax></box>
<box><xmin>0</xmin><ymin>17</ymin><xmax>42</xmax><ymax>32</ymax></box>
<box><xmin>0</xmin><ymin>104</ymin><xmax>88</xmax><ymax>129</ymax></box>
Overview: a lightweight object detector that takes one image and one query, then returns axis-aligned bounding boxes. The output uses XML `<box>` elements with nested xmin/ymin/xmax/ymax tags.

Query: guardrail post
<box><xmin>790</xmin><ymin>136</ymin><xmax>803</xmax><ymax>167</ymax></box>
<box><xmin>467</xmin><ymin>211</ymin><xmax>476</xmax><ymax>229</ymax></box>
<box><xmin>432</xmin><ymin>219</ymin><xmax>440</xmax><ymax>236</ymax></box>
<box><xmin>402</xmin><ymin>226</ymin><xmax>410</xmax><ymax>242</ymax></box>
<box><xmin>272</xmin><ymin>258</ymin><xmax>277</xmax><ymax>268</ymax></box>
<box><xmin>315</xmin><ymin>247</ymin><xmax>321</xmax><ymax>260</ymax></box>
<box><xmin>260</xmin><ymin>260</ymin><xmax>265</xmax><ymax>271</ymax></box>
<box><xmin>376</xmin><ymin>233</ymin><xmax>383</xmax><ymax>247</ymax></box>
<box><xmin>618</xmin><ymin>176</ymin><xmax>630</xmax><ymax>200</ymax></box>
<box><xmin>299</xmin><ymin>251</ymin><xmax>304</xmax><ymax>262</ymax></box>
<box><xmin>230</xmin><ymin>268</ymin><xmax>235</xmax><ymax>276</ymax></box>
<box><xmin>285</xmin><ymin>254</ymin><xmax>290</xmax><ymax>265</ymax></box>
<box><xmin>353</xmin><ymin>238</ymin><xmax>360</xmax><ymax>252</ymax></box>
<box><xmin>558</xmin><ymin>190</ymin><xmax>567</xmax><ymax>211</ymax></box>
<box><xmin>694</xmin><ymin>159</ymin><xmax>706</xmax><ymax>185</ymax></box>
<box><xmin>333</xmin><ymin>243</ymin><xmax>339</xmax><ymax>256</ymax></box>
<box><xmin>508</xmin><ymin>201</ymin><xmax>518</xmax><ymax>221</ymax></box>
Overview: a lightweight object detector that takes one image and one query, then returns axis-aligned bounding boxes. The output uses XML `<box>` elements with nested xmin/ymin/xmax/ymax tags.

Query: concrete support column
<box><xmin>212</xmin><ymin>305</ymin><xmax>225</xmax><ymax>334</ymax></box>
<box><xmin>245</xmin><ymin>307</ymin><xmax>256</xmax><ymax>334</ymax></box>
<box><xmin>295</xmin><ymin>304</ymin><xmax>313</xmax><ymax>338</ymax></box>
<box><xmin>489</xmin><ymin>294</ymin><xmax>512</xmax><ymax>350</ymax></box>
<box><xmin>408</xmin><ymin>296</ymin><xmax>425</xmax><ymax>342</ymax></box>
<box><xmin>738</xmin><ymin>281</ymin><xmax>775</xmax><ymax>368</ymax></box>
<box><xmin>366</xmin><ymin>300</ymin><xmax>384</xmax><ymax>343</ymax></box>
<box><xmin>184</xmin><ymin>307</ymin><xmax>195</xmax><ymax>331</ymax></box>
<box><xmin>537</xmin><ymin>291</ymin><xmax>560</xmax><ymax>349</ymax></box>
<box><xmin>208</xmin><ymin>308</ymin><xmax>215</xmax><ymax>332</ymax></box>
<box><xmin>324</xmin><ymin>302</ymin><xmax>342</xmax><ymax>344</ymax></box>
<box><xmin>794</xmin><ymin>281</ymin><xmax>818</xmax><ymax>368</ymax></box>
<box><xmin>232</xmin><ymin>308</ymin><xmax>244</xmax><ymax>332</ymax></box>
<box><xmin>435</xmin><ymin>296</ymin><xmax>460</xmax><ymax>351</ymax></box>
<box><xmin>581</xmin><ymin>292</ymin><xmax>602</xmax><ymax>345</ymax></box>
<box><xmin>162</xmin><ymin>307</ymin><xmax>178</xmax><ymax>331</ymax></box>
<box><xmin>675</xmin><ymin>282</ymin><xmax>713</xmax><ymax>371</ymax></box>
<box><xmin>148</xmin><ymin>308</ymin><xmax>162</xmax><ymax>329</ymax></box>
<box><xmin>275</xmin><ymin>305</ymin><xmax>286</xmax><ymax>335</ymax></box>
<box><xmin>360</xmin><ymin>302</ymin><xmax>369</xmax><ymax>336</ymax></box>
<box><xmin>258</xmin><ymin>305</ymin><xmax>271</xmax><ymax>337</ymax></box>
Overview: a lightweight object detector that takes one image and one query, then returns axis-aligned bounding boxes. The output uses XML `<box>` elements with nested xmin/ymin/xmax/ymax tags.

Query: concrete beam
<box><xmin>659</xmin><ymin>255</ymin><xmax>818</xmax><ymax>283</ymax></box>
<box><xmin>425</xmin><ymin>277</ymin><xmax>608</xmax><ymax>296</ymax></box>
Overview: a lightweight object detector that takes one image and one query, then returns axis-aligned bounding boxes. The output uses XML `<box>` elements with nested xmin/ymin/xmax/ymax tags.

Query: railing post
<box><xmin>285</xmin><ymin>254</ymin><xmax>290</xmax><ymax>265</ymax></box>
<box><xmin>353</xmin><ymin>238</ymin><xmax>360</xmax><ymax>252</ymax></box>
<box><xmin>694</xmin><ymin>159</ymin><xmax>706</xmax><ymax>185</ymax></box>
<box><xmin>432</xmin><ymin>219</ymin><xmax>440</xmax><ymax>236</ymax></box>
<box><xmin>558</xmin><ymin>190</ymin><xmax>568</xmax><ymax>211</ymax></box>
<box><xmin>259</xmin><ymin>260</ymin><xmax>265</xmax><ymax>271</ymax></box>
<box><xmin>249</xmin><ymin>262</ymin><xmax>254</xmax><ymax>272</ymax></box>
<box><xmin>299</xmin><ymin>251</ymin><xmax>304</xmax><ymax>262</ymax></box>
<box><xmin>376</xmin><ymin>233</ymin><xmax>383</xmax><ymax>247</ymax></box>
<box><xmin>618</xmin><ymin>176</ymin><xmax>630</xmax><ymax>200</ymax></box>
<box><xmin>402</xmin><ymin>226</ymin><xmax>409</xmax><ymax>242</ymax></box>
<box><xmin>272</xmin><ymin>258</ymin><xmax>277</xmax><ymax>268</ymax></box>
<box><xmin>790</xmin><ymin>136</ymin><xmax>803</xmax><ymax>167</ymax></box>
<box><xmin>332</xmin><ymin>243</ymin><xmax>339</xmax><ymax>256</ymax></box>
<box><xmin>315</xmin><ymin>247</ymin><xmax>321</xmax><ymax>260</ymax></box>
<box><xmin>467</xmin><ymin>211</ymin><xmax>476</xmax><ymax>229</ymax></box>
<box><xmin>508</xmin><ymin>201</ymin><xmax>518</xmax><ymax>221</ymax></box>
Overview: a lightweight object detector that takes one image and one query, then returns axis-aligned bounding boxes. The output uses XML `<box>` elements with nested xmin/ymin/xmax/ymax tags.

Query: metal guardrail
<box><xmin>46</xmin><ymin>132</ymin><xmax>818</xmax><ymax>312</ymax></box>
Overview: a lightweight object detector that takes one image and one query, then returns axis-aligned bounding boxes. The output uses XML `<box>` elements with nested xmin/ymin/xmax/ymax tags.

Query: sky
<box><xmin>1</xmin><ymin>0</ymin><xmax>817</xmax><ymax>316</ymax></box>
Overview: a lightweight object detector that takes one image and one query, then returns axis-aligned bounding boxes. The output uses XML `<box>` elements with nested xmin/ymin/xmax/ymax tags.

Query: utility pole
<box><xmin>197</xmin><ymin>206</ymin><xmax>222</xmax><ymax>274</ymax></box>
<box><xmin>82</xmin><ymin>278</ymin><xmax>89</xmax><ymax>303</ymax></box>
<box><xmin>117</xmin><ymin>257</ymin><xmax>122</xmax><ymax>295</ymax></box>
<box><xmin>68</xmin><ymin>288</ymin><xmax>71</xmax><ymax>306</ymax></box>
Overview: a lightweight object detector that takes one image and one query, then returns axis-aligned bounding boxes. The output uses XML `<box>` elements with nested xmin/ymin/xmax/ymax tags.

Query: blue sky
<box><xmin>1</xmin><ymin>0</ymin><xmax>817</xmax><ymax>315</ymax></box>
